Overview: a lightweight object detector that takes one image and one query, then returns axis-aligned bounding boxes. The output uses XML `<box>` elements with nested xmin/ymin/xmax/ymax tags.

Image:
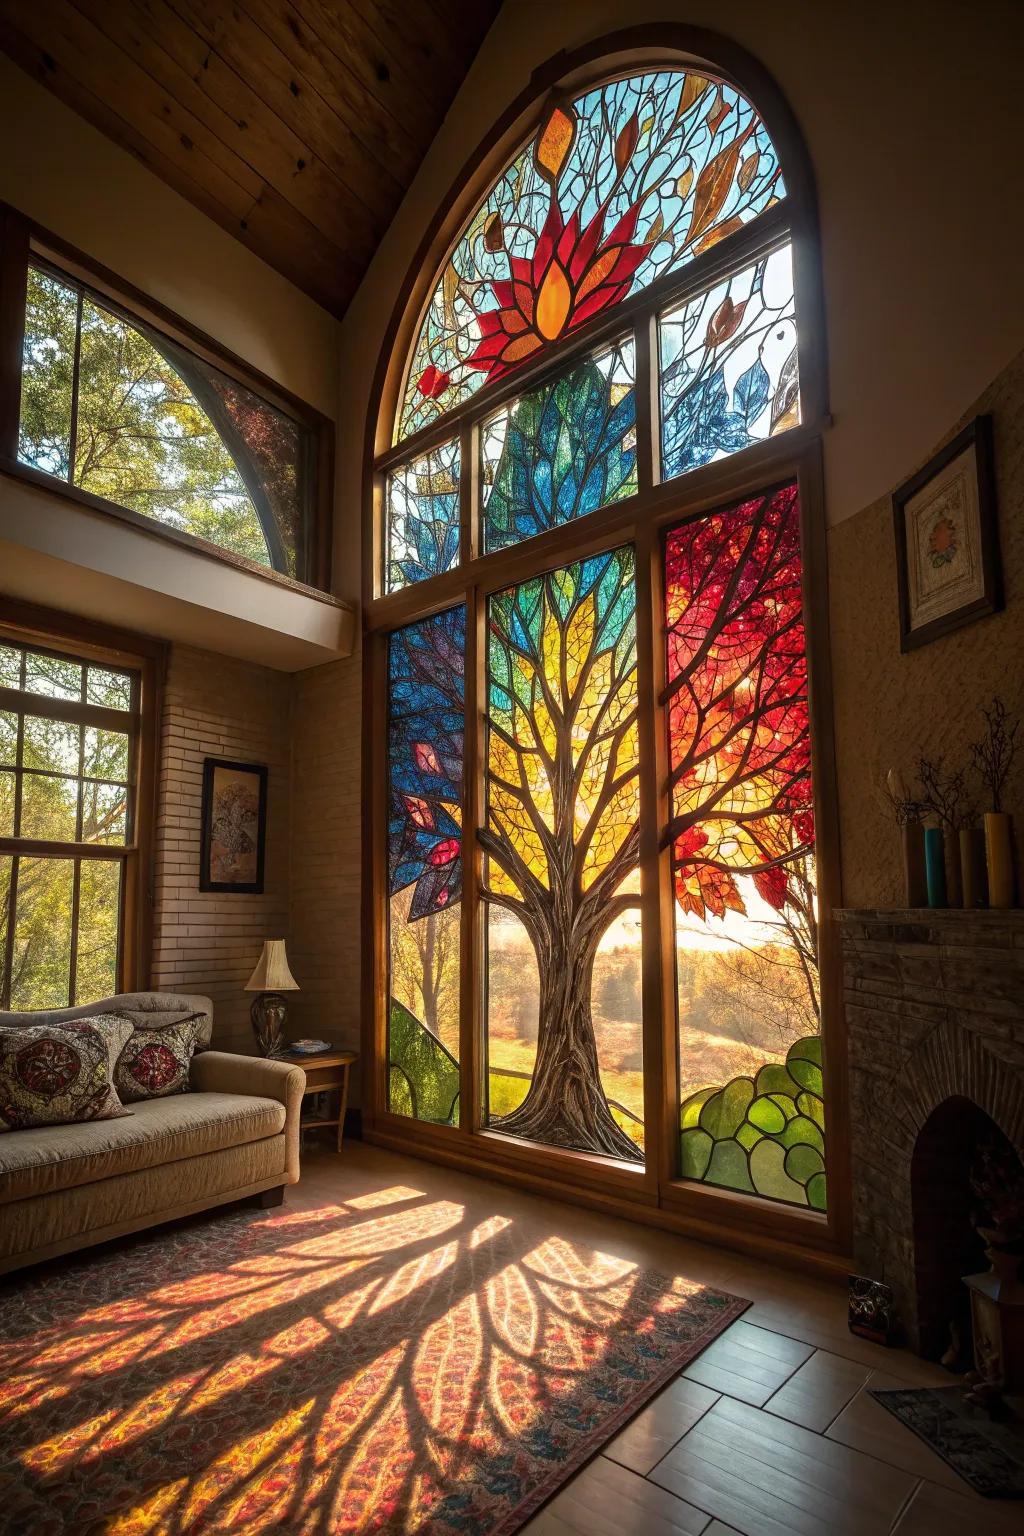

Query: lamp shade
<box><xmin>245</xmin><ymin>939</ymin><xmax>299</xmax><ymax>992</ymax></box>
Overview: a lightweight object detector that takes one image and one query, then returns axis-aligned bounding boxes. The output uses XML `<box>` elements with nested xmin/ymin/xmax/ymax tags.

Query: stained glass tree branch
<box><xmin>663</xmin><ymin>484</ymin><xmax>813</xmax><ymax>921</ymax></box>
<box><xmin>483</xmin><ymin>550</ymin><xmax>642</xmax><ymax>1160</ymax></box>
<box><xmin>387</xmin><ymin>608</ymin><xmax>466</xmax><ymax>1122</ymax></box>
<box><xmin>399</xmin><ymin>70</ymin><xmax>785</xmax><ymax>441</ymax></box>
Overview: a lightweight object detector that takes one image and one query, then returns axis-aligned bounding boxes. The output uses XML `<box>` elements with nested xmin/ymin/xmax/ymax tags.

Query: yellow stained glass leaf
<box><xmin>534</xmin><ymin>103</ymin><xmax>577</xmax><ymax>185</ymax></box>
<box><xmin>536</xmin><ymin>260</ymin><xmax>572</xmax><ymax>341</ymax></box>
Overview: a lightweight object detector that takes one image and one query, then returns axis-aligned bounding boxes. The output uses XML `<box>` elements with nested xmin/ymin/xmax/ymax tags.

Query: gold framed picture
<box><xmin>893</xmin><ymin>415</ymin><xmax>1001</xmax><ymax>651</ymax></box>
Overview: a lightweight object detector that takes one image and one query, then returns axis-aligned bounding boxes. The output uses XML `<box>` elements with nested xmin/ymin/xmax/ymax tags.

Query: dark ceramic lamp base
<box><xmin>250</xmin><ymin>992</ymin><xmax>290</xmax><ymax>1058</ymax></box>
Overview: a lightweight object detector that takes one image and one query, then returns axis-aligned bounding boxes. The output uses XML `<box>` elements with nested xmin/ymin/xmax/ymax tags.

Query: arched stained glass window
<box><xmin>370</xmin><ymin>36</ymin><xmax>836</xmax><ymax>1245</ymax></box>
<box><xmin>398</xmin><ymin>69</ymin><xmax>785</xmax><ymax>443</ymax></box>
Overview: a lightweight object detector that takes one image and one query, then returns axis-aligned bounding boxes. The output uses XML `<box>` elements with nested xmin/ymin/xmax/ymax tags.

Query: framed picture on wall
<box><xmin>893</xmin><ymin>414</ymin><xmax>1001</xmax><ymax>651</ymax></box>
<box><xmin>199</xmin><ymin>758</ymin><xmax>268</xmax><ymax>894</ymax></box>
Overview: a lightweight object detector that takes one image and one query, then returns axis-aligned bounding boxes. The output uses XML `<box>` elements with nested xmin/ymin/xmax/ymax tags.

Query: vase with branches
<box><xmin>916</xmin><ymin>754</ymin><xmax>976</xmax><ymax>908</ymax></box>
<box><xmin>970</xmin><ymin>697</ymin><xmax>1019</xmax><ymax>908</ymax></box>
<box><xmin>882</xmin><ymin>767</ymin><xmax>928</xmax><ymax>906</ymax></box>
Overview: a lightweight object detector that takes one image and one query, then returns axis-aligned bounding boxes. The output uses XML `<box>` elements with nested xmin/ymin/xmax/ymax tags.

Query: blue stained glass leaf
<box><xmin>387</xmin><ymin>606</ymin><xmax>465</xmax><ymax>918</ymax></box>
<box><xmin>386</xmin><ymin>437</ymin><xmax>461</xmax><ymax>591</ymax></box>
<box><xmin>398</xmin><ymin>68</ymin><xmax>787</xmax><ymax>442</ymax></box>
<box><xmin>734</xmin><ymin>357</ymin><xmax>770</xmax><ymax>424</ymax></box>
<box><xmin>483</xmin><ymin>339</ymin><xmax>637</xmax><ymax>553</ymax></box>
<box><xmin>660</xmin><ymin>244</ymin><xmax>799</xmax><ymax>483</ymax></box>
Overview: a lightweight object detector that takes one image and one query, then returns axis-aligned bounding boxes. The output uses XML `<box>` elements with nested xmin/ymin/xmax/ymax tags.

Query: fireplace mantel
<box><xmin>836</xmin><ymin>907</ymin><xmax>1024</xmax><ymax>1352</ymax></box>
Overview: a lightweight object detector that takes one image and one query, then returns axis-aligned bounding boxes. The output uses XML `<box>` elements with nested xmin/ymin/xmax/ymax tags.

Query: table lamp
<box><xmin>245</xmin><ymin>939</ymin><xmax>299</xmax><ymax>1058</ymax></box>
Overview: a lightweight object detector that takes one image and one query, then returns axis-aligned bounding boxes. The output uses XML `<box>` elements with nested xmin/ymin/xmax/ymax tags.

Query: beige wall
<box><xmin>0</xmin><ymin>57</ymin><xmax>337</xmax><ymax>415</ymax></box>
<box><xmin>288</xmin><ymin>656</ymin><xmax>364</xmax><ymax>1066</ymax></box>
<box><xmin>149</xmin><ymin>643</ymin><xmax>363</xmax><ymax>1062</ymax></box>
<box><xmin>831</xmin><ymin>346</ymin><xmax>1024</xmax><ymax>908</ymax></box>
<box><xmin>152</xmin><ymin>646</ymin><xmax>291</xmax><ymax>1054</ymax></box>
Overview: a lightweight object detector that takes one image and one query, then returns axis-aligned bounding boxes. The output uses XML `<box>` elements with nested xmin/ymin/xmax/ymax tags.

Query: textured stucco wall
<box><xmin>830</xmin><ymin>348</ymin><xmax>1024</xmax><ymax>908</ymax></box>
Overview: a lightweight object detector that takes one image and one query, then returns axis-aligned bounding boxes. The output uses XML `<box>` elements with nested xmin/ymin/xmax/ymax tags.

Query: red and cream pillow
<box><xmin>0</xmin><ymin>1014</ymin><xmax>134</xmax><ymax>1131</ymax></box>
<box><xmin>112</xmin><ymin>1012</ymin><xmax>206</xmax><ymax>1104</ymax></box>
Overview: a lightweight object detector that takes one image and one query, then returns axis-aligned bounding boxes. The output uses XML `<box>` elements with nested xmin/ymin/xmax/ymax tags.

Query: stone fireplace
<box><xmin>838</xmin><ymin>909</ymin><xmax>1024</xmax><ymax>1355</ymax></box>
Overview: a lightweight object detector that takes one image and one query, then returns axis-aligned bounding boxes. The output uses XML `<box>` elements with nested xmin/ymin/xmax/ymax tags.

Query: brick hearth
<box><xmin>837</xmin><ymin>909</ymin><xmax>1024</xmax><ymax>1352</ymax></box>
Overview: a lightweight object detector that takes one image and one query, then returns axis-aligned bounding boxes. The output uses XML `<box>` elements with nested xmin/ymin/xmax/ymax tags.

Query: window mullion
<box><xmin>1</xmin><ymin>855</ymin><xmax>17</xmax><ymax>1009</ymax></box>
<box><xmin>634</xmin><ymin>521</ymin><xmax>676</xmax><ymax>1191</ymax></box>
<box><xmin>458</xmin><ymin>584</ymin><xmax>483</xmax><ymax>1135</ymax></box>
<box><xmin>67</xmin><ymin>287</ymin><xmax>84</xmax><ymax>486</ymax></box>
<box><xmin>68</xmin><ymin>858</ymin><xmax>81</xmax><ymax>1006</ymax></box>
<box><xmin>633</xmin><ymin>311</ymin><xmax>660</xmax><ymax>495</ymax></box>
<box><xmin>458</xmin><ymin>419</ymin><xmax>478</xmax><ymax>567</ymax></box>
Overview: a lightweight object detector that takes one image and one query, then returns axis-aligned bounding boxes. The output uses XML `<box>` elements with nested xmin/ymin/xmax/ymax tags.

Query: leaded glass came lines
<box><xmin>398</xmin><ymin>69</ymin><xmax>785</xmax><ymax>442</ymax></box>
<box><xmin>386</xmin><ymin>608</ymin><xmax>465</xmax><ymax>1124</ymax></box>
<box><xmin>663</xmin><ymin>482</ymin><xmax>824</xmax><ymax>1208</ymax></box>
<box><xmin>482</xmin><ymin>338</ymin><xmax>637</xmax><ymax>553</ymax></box>
<box><xmin>484</xmin><ymin>549</ymin><xmax>644</xmax><ymax>1160</ymax></box>
<box><xmin>386</xmin><ymin>437</ymin><xmax>461</xmax><ymax>591</ymax></box>
<box><xmin>659</xmin><ymin>244</ymin><xmax>798</xmax><ymax>480</ymax></box>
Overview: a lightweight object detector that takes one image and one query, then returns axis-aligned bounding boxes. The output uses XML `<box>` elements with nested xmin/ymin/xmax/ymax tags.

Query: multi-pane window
<box><xmin>374</xmin><ymin>61</ymin><xmax>830</xmax><ymax>1228</ymax></box>
<box><xmin>0</xmin><ymin>639</ymin><xmax>139</xmax><ymax>1009</ymax></box>
<box><xmin>17</xmin><ymin>259</ymin><xmax>324</xmax><ymax>586</ymax></box>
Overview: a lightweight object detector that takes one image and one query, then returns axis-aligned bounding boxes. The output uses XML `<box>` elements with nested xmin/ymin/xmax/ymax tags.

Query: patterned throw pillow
<box><xmin>113</xmin><ymin>1012</ymin><xmax>206</xmax><ymax>1104</ymax></box>
<box><xmin>0</xmin><ymin>1014</ymin><xmax>134</xmax><ymax>1131</ymax></box>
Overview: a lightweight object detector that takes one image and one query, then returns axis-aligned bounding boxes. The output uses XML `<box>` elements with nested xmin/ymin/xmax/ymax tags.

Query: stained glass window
<box><xmin>484</xmin><ymin>549</ymin><xmax>644</xmax><ymax>1160</ymax></box>
<box><xmin>398</xmin><ymin>70</ymin><xmax>784</xmax><ymax>442</ymax></box>
<box><xmin>482</xmin><ymin>337</ymin><xmax>636</xmax><ymax>553</ymax></box>
<box><xmin>387</xmin><ymin>607</ymin><xmax>465</xmax><ymax>1124</ymax></box>
<box><xmin>663</xmin><ymin>483</ymin><xmax>824</xmax><ymax>1208</ymax></box>
<box><xmin>386</xmin><ymin>436</ymin><xmax>461</xmax><ymax>591</ymax></box>
<box><xmin>660</xmin><ymin>245</ymin><xmax>798</xmax><ymax>480</ymax></box>
<box><xmin>19</xmin><ymin>264</ymin><xmax>318</xmax><ymax>582</ymax></box>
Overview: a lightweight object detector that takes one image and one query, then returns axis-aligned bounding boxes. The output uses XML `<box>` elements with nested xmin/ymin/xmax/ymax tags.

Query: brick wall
<box><xmin>288</xmin><ymin>651</ymin><xmax>362</xmax><ymax>1076</ymax></box>
<box><xmin>151</xmin><ymin>645</ymin><xmax>292</xmax><ymax>1054</ymax></box>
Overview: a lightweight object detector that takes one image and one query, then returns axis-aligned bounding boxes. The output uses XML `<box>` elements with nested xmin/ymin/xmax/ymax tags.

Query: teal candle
<box><xmin>924</xmin><ymin>827</ymin><xmax>947</xmax><ymax>907</ymax></box>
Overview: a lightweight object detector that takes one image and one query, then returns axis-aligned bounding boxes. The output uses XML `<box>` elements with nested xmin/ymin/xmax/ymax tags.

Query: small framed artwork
<box><xmin>199</xmin><ymin>758</ymin><xmax>268</xmax><ymax>894</ymax></box>
<box><xmin>893</xmin><ymin>414</ymin><xmax>1001</xmax><ymax>651</ymax></box>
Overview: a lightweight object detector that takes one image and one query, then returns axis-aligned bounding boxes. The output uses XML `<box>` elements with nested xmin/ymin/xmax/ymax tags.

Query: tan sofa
<box><xmin>0</xmin><ymin>991</ymin><xmax>305</xmax><ymax>1275</ymax></box>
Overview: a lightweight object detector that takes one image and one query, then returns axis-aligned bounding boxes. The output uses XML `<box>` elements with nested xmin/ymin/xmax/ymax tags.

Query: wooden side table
<box><xmin>281</xmin><ymin>1050</ymin><xmax>357</xmax><ymax>1153</ymax></box>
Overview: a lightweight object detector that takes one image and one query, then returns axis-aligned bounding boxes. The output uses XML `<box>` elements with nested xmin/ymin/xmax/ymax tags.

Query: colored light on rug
<box><xmin>0</xmin><ymin>1192</ymin><xmax>748</xmax><ymax>1533</ymax></box>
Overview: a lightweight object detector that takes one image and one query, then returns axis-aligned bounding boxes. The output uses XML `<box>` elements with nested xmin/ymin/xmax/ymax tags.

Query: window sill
<box><xmin>0</xmin><ymin>462</ymin><xmax>355</xmax><ymax>670</ymax></box>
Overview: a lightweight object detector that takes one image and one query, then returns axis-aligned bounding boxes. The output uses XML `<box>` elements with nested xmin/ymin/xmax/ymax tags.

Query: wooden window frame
<box><xmin>362</xmin><ymin>28</ymin><xmax>848</xmax><ymax>1273</ymax></box>
<box><xmin>0</xmin><ymin>202</ymin><xmax>335</xmax><ymax>596</ymax></box>
<box><xmin>0</xmin><ymin>599</ymin><xmax>165</xmax><ymax>1008</ymax></box>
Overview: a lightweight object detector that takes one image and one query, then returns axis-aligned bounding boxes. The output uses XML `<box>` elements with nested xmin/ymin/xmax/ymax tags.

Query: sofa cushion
<box><xmin>0</xmin><ymin>1091</ymin><xmax>286</xmax><ymax>1203</ymax></box>
<box><xmin>114</xmin><ymin>1013</ymin><xmax>206</xmax><ymax>1103</ymax></box>
<box><xmin>0</xmin><ymin>992</ymin><xmax>214</xmax><ymax>1049</ymax></box>
<box><xmin>0</xmin><ymin>1014</ymin><xmax>133</xmax><ymax>1132</ymax></box>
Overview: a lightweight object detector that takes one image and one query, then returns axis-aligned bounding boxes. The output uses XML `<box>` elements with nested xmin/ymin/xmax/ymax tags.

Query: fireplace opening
<box><xmin>910</xmin><ymin>1096</ymin><xmax>1019</xmax><ymax>1361</ymax></box>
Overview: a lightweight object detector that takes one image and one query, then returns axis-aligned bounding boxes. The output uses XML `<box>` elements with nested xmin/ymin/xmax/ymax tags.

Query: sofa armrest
<box><xmin>190</xmin><ymin>1052</ymin><xmax>306</xmax><ymax>1184</ymax></box>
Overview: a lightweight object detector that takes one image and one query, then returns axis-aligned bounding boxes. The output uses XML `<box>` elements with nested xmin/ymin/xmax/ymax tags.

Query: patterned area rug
<box><xmin>870</xmin><ymin>1386</ymin><xmax>1024</xmax><ymax>1498</ymax></box>
<box><xmin>0</xmin><ymin>1192</ymin><xmax>748</xmax><ymax>1534</ymax></box>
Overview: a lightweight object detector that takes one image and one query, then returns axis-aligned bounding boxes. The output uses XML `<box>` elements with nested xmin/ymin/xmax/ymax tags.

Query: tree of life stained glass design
<box><xmin>484</xmin><ymin>548</ymin><xmax>644</xmax><ymax>1161</ymax></box>
<box><xmin>663</xmin><ymin>482</ymin><xmax>825</xmax><ymax>1208</ymax></box>
<box><xmin>387</xmin><ymin>607</ymin><xmax>465</xmax><ymax>1124</ymax></box>
<box><xmin>482</xmin><ymin>336</ymin><xmax>636</xmax><ymax>553</ymax></box>
<box><xmin>398</xmin><ymin>69</ymin><xmax>785</xmax><ymax>442</ymax></box>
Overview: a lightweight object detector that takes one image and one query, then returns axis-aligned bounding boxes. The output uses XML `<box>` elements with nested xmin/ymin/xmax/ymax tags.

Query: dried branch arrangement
<box><xmin>970</xmin><ymin>696</ymin><xmax>1020</xmax><ymax>813</ymax></box>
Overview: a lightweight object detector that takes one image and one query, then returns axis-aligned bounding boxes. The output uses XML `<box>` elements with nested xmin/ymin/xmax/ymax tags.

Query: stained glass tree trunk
<box><xmin>484</xmin><ymin>549</ymin><xmax>643</xmax><ymax>1161</ymax></box>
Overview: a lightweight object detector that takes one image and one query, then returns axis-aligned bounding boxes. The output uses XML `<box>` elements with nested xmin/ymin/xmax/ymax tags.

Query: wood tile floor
<box><xmin>295</xmin><ymin>1144</ymin><xmax>1019</xmax><ymax>1536</ymax></box>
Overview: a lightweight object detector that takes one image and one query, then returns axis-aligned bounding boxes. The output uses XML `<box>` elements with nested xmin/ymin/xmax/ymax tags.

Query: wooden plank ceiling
<box><xmin>0</xmin><ymin>0</ymin><xmax>502</xmax><ymax>317</ymax></box>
